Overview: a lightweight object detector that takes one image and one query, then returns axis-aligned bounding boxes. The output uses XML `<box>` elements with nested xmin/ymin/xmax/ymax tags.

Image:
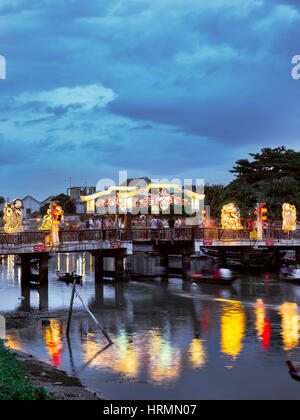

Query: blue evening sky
<box><xmin>0</xmin><ymin>0</ymin><xmax>300</xmax><ymax>200</ymax></box>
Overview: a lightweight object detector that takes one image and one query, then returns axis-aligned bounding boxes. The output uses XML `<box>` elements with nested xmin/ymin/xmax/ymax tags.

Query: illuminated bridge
<box><xmin>0</xmin><ymin>227</ymin><xmax>300</xmax><ymax>284</ymax></box>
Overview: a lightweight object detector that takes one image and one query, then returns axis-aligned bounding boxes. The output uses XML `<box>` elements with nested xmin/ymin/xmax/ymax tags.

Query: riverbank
<box><xmin>0</xmin><ymin>339</ymin><xmax>54</xmax><ymax>400</ymax></box>
<box><xmin>0</xmin><ymin>309</ymin><xmax>103</xmax><ymax>400</ymax></box>
<box><xmin>1</xmin><ymin>341</ymin><xmax>102</xmax><ymax>400</ymax></box>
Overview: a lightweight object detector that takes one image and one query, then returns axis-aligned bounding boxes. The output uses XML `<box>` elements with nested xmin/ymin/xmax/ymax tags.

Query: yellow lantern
<box><xmin>221</xmin><ymin>203</ymin><xmax>244</xmax><ymax>230</ymax></box>
<box><xmin>282</xmin><ymin>203</ymin><xmax>297</xmax><ymax>232</ymax></box>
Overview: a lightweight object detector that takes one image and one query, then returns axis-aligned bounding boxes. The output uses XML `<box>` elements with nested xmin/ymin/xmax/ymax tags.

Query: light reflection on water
<box><xmin>1</xmin><ymin>253</ymin><xmax>300</xmax><ymax>399</ymax></box>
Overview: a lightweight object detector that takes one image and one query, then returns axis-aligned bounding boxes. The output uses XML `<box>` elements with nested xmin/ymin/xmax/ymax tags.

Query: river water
<box><xmin>1</xmin><ymin>252</ymin><xmax>300</xmax><ymax>400</ymax></box>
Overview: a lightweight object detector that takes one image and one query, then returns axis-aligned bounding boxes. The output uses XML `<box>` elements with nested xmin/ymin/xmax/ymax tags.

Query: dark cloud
<box><xmin>0</xmin><ymin>0</ymin><xmax>300</xmax><ymax>198</ymax></box>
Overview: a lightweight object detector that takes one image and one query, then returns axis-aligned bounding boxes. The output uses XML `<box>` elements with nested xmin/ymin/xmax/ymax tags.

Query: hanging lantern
<box><xmin>262</xmin><ymin>215</ymin><xmax>268</xmax><ymax>221</ymax></box>
<box><xmin>262</xmin><ymin>208</ymin><xmax>267</xmax><ymax>214</ymax></box>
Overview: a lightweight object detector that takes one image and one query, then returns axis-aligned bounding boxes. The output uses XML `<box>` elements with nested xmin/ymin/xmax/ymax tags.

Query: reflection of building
<box><xmin>80</xmin><ymin>178</ymin><xmax>204</xmax><ymax>216</ymax></box>
<box><xmin>67</xmin><ymin>186</ymin><xmax>96</xmax><ymax>214</ymax></box>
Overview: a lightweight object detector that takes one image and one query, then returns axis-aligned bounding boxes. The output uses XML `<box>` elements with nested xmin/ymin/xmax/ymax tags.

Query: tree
<box><xmin>40</xmin><ymin>193</ymin><xmax>76</xmax><ymax>216</ymax></box>
<box><xmin>204</xmin><ymin>184</ymin><xmax>226</xmax><ymax>220</ymax></box>
<box><xmin>0</xmin><ymin>196</ymin><xmax>4</xmax><ymax>205</ymax></box>
<box><xmin>223</xmin><ymin>146</ymin><xmax>300</xmax><ymax>220</ymax></box>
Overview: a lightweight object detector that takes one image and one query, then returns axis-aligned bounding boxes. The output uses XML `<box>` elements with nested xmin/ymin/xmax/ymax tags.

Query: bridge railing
<box><xmin>132</xmin><ymin>227</ymin><xmax>300</xmax><ymax>241</ymax></box>
<box><xmin>0</xmin><ymin>227</ymin><xmax>299</xmax><ymax>247</ymax></box>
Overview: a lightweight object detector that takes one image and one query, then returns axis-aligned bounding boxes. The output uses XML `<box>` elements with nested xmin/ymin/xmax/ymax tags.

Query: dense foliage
<box><xmin>40</xmin><ymin>193</ymin><xmax>75</xmax><ymax>216</ymax></box>
<box><xmin>0</xmin><ymin>340</ymin><xmax>54</xmax><ymax>400</ymax></box>
<box><xmin>221</xmin><ymin>146</ymin><xmax>300</xmax><ymax>220</ymax></box>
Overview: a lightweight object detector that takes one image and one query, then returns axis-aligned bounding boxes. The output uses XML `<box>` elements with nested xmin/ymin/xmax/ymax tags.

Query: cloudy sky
<box><xmin>0</xmin><ymin>0</ymin><xmax>300</xmax><ymax>200</ymax></box>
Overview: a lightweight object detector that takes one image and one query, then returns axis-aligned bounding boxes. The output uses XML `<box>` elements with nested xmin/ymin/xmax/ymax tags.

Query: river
<box><xmin>1</xmin><ymin>252</ymin><xmax>300</xmax><ymax>400</ymax></box>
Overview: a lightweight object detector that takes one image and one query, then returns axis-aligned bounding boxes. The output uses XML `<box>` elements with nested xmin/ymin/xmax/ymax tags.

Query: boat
<box><xmin>56</xmin><ymin>271</ymin><xmax>82</xmax><ymax>284</ymax></box>
<box><xmin>279</xmin><ymin>267</ymin><xmax>300</xmax><ymax>283</ymax></box>
<box><xmin>287</xmin><ymin>360</ymin><xmax>300</xmax><ymax>381</ymax></box>
<box><xmin>128</xmin><ymin>267</ymin><xmax>167</xmax><ymax>280</ymax></box>
<box><xmin>188</xmin><ymin>268</ymin><xmax>237</xmax><ymax>285</ymax></box>
<box><xmin>14</xmin><ymin>255</ymin><xmax>39</xmax><ymax>269</ymax></box>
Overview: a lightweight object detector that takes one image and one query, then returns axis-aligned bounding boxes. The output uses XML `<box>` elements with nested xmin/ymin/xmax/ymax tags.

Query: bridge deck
<box><xmin>0</xmin><ymin>228</ymin><xmax>299</xmax><ymax>255</ymax></box>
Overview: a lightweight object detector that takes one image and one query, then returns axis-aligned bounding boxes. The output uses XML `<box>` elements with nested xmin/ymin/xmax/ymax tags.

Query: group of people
<box><xmin>77</xmin><ymin>217</ymin><xmax>121</xmax><ymax>230</ymax></box>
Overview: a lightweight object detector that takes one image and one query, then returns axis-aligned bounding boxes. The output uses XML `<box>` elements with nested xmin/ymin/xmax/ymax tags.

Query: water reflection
<box><xmin>2</xmin><ymin>253</ymin><xmax>300</xmax><ymax>399</ymax></box>
<box><xmin>255</xmin><ymin>299</ymin><xmax>271</xmax><ymax>350</ymax></box>
<box><xmin>219</xmin><ymin>300</ymin><xmax>245</xmax><ymax>359</ymax></box>
<box><xmin>188</xmin><ymin>338</ymin><xmax>206</xmax><ymax>368</ymax></box>
<box><xmin>43</xmin><ymin>320</ymin><xmax>64</xmax><ymax>367</ymax></box>
<box><xmin>279</xmin><ymin>302</ymin><xmax>300</xmax><ymax>351</ymax></box>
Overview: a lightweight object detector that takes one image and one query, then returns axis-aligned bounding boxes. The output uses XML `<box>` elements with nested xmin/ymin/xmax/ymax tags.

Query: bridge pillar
<box><xmin>20</xmin><ymin>255</ymin><xmax>31</xmax><ymax>283</ymax></box>
<box><xmin>39</xmin><ymin>254</ymin><xmax>49</xmax><ymax>285</ymax></box>
<box><xmin>296</xmin><ymin>248</ymin><xmax>300</xmax><ymax>265</ymax></box>
<box><xmin>182</xmin><ymin>254</ymin><xmax>191</xmax><ymax>277</ymax></box>
<box><xmin>94</xmin><ymin>281</ymin><xmax>104</xmax><ymax>306</ymax></box>
<box><xmin>240</xmin><ymin>248</ymin><xmax>250</xmax><ymax>273</ymax></box>
<box><xmin>270</xmin><ymin>248</ymin><xmax>280</xmax><ymax>270</ymax></box>
<box><xmin>115</xmin><ymin>256</ymin><xmax>126</xmax><ymax>281</ymax></box>
<box><xmin>218</xmin><ymin>249</ymin><xmax>227</xmax><ymax>267</ymax></box>
<box><xmin>94</xmin><ymin>253</ymin><xmax>104</xmax><ymax>281</ymax></box>
<box><xmin>115</xmin><ymin>282</ymin><xmax>126</xmax><ymax>307</ymax></box>
<box><xmin>20</xmin><ymin>283</ymin><xmax>31</xmax><ymax>311</ymax></box>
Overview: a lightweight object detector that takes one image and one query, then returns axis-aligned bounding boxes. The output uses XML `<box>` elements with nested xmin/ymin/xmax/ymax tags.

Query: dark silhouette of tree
<box><xmin>222</xmin><ymin>146</ymin><xmax>300</xmax><ymax>219</ymax></box>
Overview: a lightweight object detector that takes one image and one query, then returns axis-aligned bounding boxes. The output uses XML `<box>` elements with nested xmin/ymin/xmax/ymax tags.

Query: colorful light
<box><xmin>3</xmin><ymin>199</ymin><xmax>24</xmax><ymax>234</ymax></box>
<box><xmin>221</xmin><ymin>203</ymin><xmax>244</xmax><ymax>230</ymax></box>
<box><xmin>282</xmin><ymin>203</ymin><xmax>297</xmax><ymax>232</ymax></box>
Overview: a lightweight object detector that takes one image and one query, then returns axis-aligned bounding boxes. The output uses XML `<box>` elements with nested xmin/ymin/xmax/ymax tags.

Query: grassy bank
<box><xmin>0</xmin><ymin>340</ymin><xmax>55</xmax><ymax>400</ymax></box>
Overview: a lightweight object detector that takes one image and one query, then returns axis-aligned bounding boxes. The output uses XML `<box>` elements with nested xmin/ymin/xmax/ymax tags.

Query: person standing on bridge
<box><xmin>150</xmin><ymin>216</ymin><xmax>158</xmax><ymax>239</ymax></box>
<box><xmin>168</xmin><ymin>218</ymin><xmax>175</xmax><ymax>239</ymax></box>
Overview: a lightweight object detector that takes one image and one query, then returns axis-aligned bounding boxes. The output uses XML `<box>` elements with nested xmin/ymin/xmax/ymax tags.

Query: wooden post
<box><xmin>66</xmin><ymin>279</ymin><xmax>77</xmax><ymax>336</ymax></box>
<box><xmin>75</xmin><ymin>290</ymin><xmax>113</xmax><ymax>345</ymax></box>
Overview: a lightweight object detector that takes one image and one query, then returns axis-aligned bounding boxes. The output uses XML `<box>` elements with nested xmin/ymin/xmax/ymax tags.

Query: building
<box><xmin>67</xmin><ymin>186</ymin><xmax>96</xmax><ymax>214</ymax></box>
<box><xmin>23</xmin><ymin>195</ymin><xmax>54</xmax><ymax>216</ymax></box>
<box><xmin>80</xmin><ymin>177</ymin><xmax>205</xmax><ymax>219</ymax></box>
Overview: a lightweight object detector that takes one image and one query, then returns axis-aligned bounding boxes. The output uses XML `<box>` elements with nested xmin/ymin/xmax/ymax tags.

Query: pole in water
<box><xmin>75</xmin><ymin>289</ymin><xmax>113</xmax><ymax>345</ymax></box>
<box><xmin>66</xmin><ymin>279</ymin><xmax>77</xmax><ymax>336</ymax></box>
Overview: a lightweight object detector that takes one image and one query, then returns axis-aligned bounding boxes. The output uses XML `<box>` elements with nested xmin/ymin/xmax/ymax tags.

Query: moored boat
<box><xmin>188</xmin><ymin>268</ymin><xmax>237</xmax><ymax>285</ymax></box>
<box><xmin>56</xmin><ymin>271</ymin><xmax>82</xmax><ymax>284</ymax></box>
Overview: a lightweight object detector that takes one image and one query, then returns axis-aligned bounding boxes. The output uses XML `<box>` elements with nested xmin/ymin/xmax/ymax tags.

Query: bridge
<box><xmin>1</xmin><ymin>227</ymin><xmax>300</xmax><ymax>283</ymax></box>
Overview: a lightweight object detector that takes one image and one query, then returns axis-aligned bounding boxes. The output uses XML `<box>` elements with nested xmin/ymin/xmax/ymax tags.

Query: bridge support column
<box><xmin>94</xmin><ymin>253</ymin><xmax>104</xmax><ymax>281</ymax></box>
<box><xmin>20</xmin><ymin>255</ymin><xmax>31</xmax><ymax>283</ymax></box>
<box><xmin>115</xmin><ymin>256</ymin><xmax>126</xmax><ymax>281</ymax></box>
<box><xmin>20</xmin><ymin>283</ymin><xmax>31</xmax><ymax>311</ymax></box>
<box><xmin>296</xmin><ymin>249</ymin><xmax>300</xmax><ymax>265</ymax></box>
<box><xmin>218</xmin><ymin>249</ymin><xmax>227</xmax><ymax>267</ymax></box>
<box><xmin>182</xmin><ymin>254</ymin><xmax>191</xmax><ymax>277</ymax></box>
<box><xmin>270</xmin><ymin>248</ymin><xmax>280</xmax><ymax>270</ymax></box>
<box><xmin>94</xmin><ymin>281</ymin><xmax>104</xmax><ymax>306</ymax></box>
<box><xmin>39</xmin><ymin>254</ymin><xmax>49</xmax><ymax>285</ymax></box>
<box><xmin>240</xmin><ymin>248</ymin><xmax>250</xmax><ymax>273</ymax></box>
<box><xmin>115</xmin><ymin>282</ymin><xmax>126</xmax><ymax>307</ymax></box>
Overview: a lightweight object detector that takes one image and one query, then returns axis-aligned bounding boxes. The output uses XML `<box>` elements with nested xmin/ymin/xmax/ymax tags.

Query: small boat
<box><xmin>188</xmin><ymin>268</ymin><xmax>237</xmax><ymax>285</ymax></box>
<box><xmin>287</xmin><ymin>360</ymin><xmax>300</xmax><ymax>381</ymax></box>
<box><xmin>56</xmin><ymin>271</ymin><xmax>82</xmax><ymax>284</ymax></box>
<box><xmin>279</xmin><ymin>267</ymin><xmax>300</xmax><ymax>283</ymax></box>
